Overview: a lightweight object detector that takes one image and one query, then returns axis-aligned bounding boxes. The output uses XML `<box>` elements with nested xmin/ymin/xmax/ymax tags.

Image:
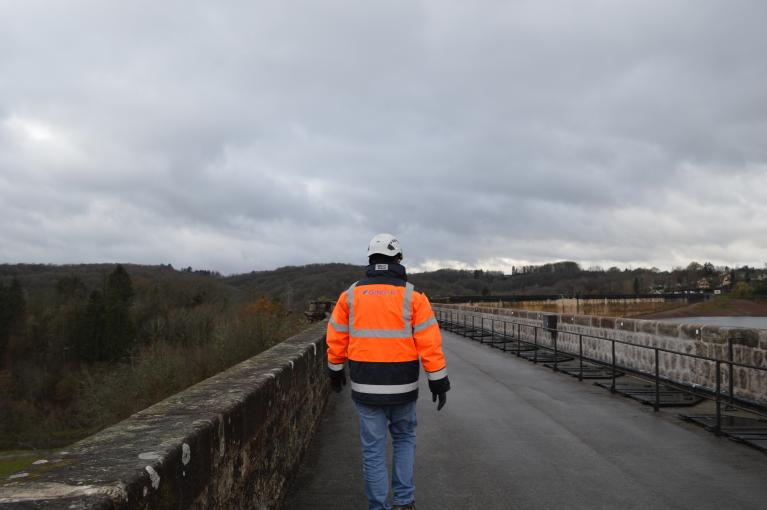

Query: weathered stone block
<box><xmin>657</xmin><ymin>322</ymin><xmax>680</xmax><ymax>338</ymax></box>
<box><xmin>574</xmin><ymin>315</ymin><xmax>592</xmax><ymax>326</ymax></box>
<box><xmin>617</xmin><ymin>319</ymin><xmax>636</xmax><ymax>332</ymax></box>
<box><xmin>701</xmin><ymin>326</ymin><xmax>727</xmax><ymax>344</ymax></box>
<box><xmin>730</xmin><ymin>329</ymin><xmax>760</xmax><ymax>348</ymax></box>
<box><xmin>710</xmin><ymin>345</ymin><xmax>725</xmax><ymax>361</ymax></box>
<box><xmin>760</xmin><ymin>330</ymin><xmax>767</xmax><ymax>350</ymax></box>
<box><xmin>680</xmin><ymin>325</ymin><xmax>703</xmax><ymax>340</ymax></box>
<box><xmin>694</xmin><ymin>342</ymin><xmax>709</xmax><ymax>357</ymax></box>
<box><xmin>636</xmin><ymin>320</ymin><xmax>657</xmax><ymax>334</ymax></box>
<box><xmin>754</xmin><ymin>350</ymin><xmax>765</xmax><ymax>368</ymax></box>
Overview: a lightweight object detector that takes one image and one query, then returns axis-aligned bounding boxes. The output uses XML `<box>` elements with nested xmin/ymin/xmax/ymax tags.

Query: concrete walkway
<box><xmin>284</xmin><ymin>331</ymin><xmax>767</xmax><ymax>509</ymax></box>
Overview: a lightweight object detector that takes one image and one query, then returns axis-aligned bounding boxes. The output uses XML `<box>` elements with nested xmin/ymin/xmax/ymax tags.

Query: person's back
<box><xmin>326</xmin><ymin>233</ymin><xmax>450</xmax><ymax>510</ymax></box>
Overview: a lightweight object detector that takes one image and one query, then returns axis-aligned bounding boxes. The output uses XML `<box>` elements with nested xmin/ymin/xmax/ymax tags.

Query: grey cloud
<box><xmin>1</xmin><ymin>0</ymin><xmax>767</xmax><ymax>273</ymax></box>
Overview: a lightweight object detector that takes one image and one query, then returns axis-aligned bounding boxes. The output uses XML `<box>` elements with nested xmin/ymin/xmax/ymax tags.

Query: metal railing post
<box><xmin>553</xmin><ymin>327</ymin><xmax>559</xmax><ymax>372</ymax></box>
<box><xmin>503</xmin><ymin>321</ymin><xmax>507</xmax><ymax>352</ymax></box>
<box><xmin>610</xmin><ymin>340</ymin><xmax>616</xmax><ymax>393</ymax></box>
<box><xmin>715</xmin><ymin>360</ymin><xmax>722</xmax><ymax>436</ymax></box>
<box><xmin>728</xmin><ymin>338</ymin><xmax>734</xmax><ymax>406</ymax></box>
<box><xmin>517</xmin><ymin>324</ymin><xmax>522</xmax><ymax>356</ymax></box>
<box><xmin>578</xmin><ymin>334</ymin><xmax>584</xmax><ymax>382</ymax></box>
<box><xmin>654</xmin><ymin>349</ymin><xmax>660</xmax><ymax>412</ymax></box>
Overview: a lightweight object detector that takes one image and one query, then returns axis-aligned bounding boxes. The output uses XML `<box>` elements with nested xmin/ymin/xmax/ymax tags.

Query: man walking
<box><xmin>326</xmin><ymin>233</ymin><xmax>451</xmax><ymax>510</ymax></box>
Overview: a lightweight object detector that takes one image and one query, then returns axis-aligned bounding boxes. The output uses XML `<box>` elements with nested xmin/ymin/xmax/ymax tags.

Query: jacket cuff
<box><xmin>428</xmin><ymin>376</ymin><xmax>450</xmax><ymax>395</ymax></box>
<box><xmin>328</xmin><ymin>369</ymin><xmax>344</xmax><ymax>381</ymax></box>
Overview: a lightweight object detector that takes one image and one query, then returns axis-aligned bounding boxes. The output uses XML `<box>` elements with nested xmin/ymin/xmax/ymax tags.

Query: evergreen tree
<box><xmin>72</xmin><ymin>267</ymin><xmax>135</xmax><ymax>362</ymax></box>
<box><xmin>106</xmin><ymin>265</ymin><xmax>134</xmax><ymax>304</ymax></box>
<box><xmin>103</xmin><ymin>265</ymin><xmax>135</xmax><ymax>361</ymax></box>
<box><xmin>0</xmin><ymin>281</ymin><xmax>8</xmax><ymax>365</ymax></box>
<box><xmin>55</xmin><ymin>275</ymin><xmax>87</xmax><ymax>302</ymax></box>
<box><xmin>8</xmin><ymin>278</ymin><xmax>25</xmax><ymax>319</ymax></box>
<box><xmin>0</xmin><ymin>278</ymin><xmax>26</xmax><ymax>367</ymax></box>
<box><xmin>77</xmin><ymin>290</ymin><xmax>106</xmax><ymax>362</ymax></box>
<box><xmin>55</xmin><ymin>275</ymin><xmax>89</xmax><ymax>363</ymax></box>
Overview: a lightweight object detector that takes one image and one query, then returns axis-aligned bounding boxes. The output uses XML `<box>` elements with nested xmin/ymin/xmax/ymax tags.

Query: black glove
<box><xmin>428</xmin><ymin>376</ymin><xmax>450</xmax><ymax>411</ymax></box>
<box><xmin>432</xmin><ymin>391</ymin><xmax>446</xmax><ymax>411</ymax></box>
<box><xmin>328</xmin><ymin>368</ymin><xmax>346</xmax><ymax>393</ymax></box>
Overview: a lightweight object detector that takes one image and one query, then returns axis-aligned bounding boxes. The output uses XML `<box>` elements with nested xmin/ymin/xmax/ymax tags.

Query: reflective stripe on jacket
<box><xmin>326</xmin><ymin>263</ymin><xmax>447</xmax><ymax>405</ymax></box>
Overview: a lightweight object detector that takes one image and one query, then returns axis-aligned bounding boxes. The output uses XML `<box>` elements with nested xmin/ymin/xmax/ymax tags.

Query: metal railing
<box><xmin>431</xmin><ymin>292</ymin><xmax>706</xmax><ymax>304</ymax></box>
<box><xmin>435</xmin><ymin>308</ymin><xmax>767</xmax><ymax>435</ymax></box>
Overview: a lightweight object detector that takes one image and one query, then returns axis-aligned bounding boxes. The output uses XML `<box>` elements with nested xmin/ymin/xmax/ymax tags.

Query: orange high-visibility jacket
<box><xmin>326</xmin><ymin>263</ymin><xmax>449</xmax><ymax>405</ymax></box>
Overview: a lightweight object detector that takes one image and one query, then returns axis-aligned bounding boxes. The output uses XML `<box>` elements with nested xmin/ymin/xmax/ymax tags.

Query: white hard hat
<box><xmin>367</xmin><ymin>233</ymin><xmax>403</xmax><ymax>258</ymax></box>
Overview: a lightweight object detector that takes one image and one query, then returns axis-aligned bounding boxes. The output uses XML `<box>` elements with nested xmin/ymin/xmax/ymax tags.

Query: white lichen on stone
<box><xmin>32</xmin><ymin>459</ymin><xmax>49</xmax><ymax>465</ymax></box>
<box><xmin>182</xmin><ymin>443</ymin><xmax>191</xmax><ymax>465</ymax></box>
<box><xmin>289</xmin><ymin>360</ymin><xmax>294</xmax><ymax>370</ymax></box>
<box><xmin>8</xmin><ymin>472</ymin><xmax>29</xmax><ymax>480</ymax></box>
<box><xmin>138</xmin><ymin>452</ymin><xmax>161</xmax><ymax>460</ymax></box>
<box><xmin>143</xmin><ymin>487</ymin><xmax>148</xmax><ymax>497</ymax></box>
<box><xmin>145</xmin><ymin>466</ymin><xmax>161</xmax><ymax>489</ymax></box>
<box><xmin>0</xmin><ymin>482</ymin><xmax>124</xmax><ymax>502</ymax></box>
<box><xmin>218</xmin><ymin>417</ymin><xmax>226</xmax><ymax>459</ymax></box>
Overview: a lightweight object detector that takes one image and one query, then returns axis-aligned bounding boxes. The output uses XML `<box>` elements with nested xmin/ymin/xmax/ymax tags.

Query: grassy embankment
<box><xmin>640</xmin><ymin>296</ymin><xmax>767</xmax><ymax>319</ymax></box>
<box><xmin>0</xmin><ymin>450</ymin><xmax>48</xmax><ymax>478</ymax></box>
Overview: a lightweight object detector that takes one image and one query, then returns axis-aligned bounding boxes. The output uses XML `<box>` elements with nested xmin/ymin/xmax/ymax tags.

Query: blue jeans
<box><xmin>355</xmin><ymin>401</ymin><xmax>417</xmax><ymax>510</ymax></box>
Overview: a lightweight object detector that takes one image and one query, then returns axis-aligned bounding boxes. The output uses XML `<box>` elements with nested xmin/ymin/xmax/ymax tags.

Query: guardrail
<box><xmin>435</xmin><ymin>308</ymin><xmax>767</xmax><ymax>435</ymax></box>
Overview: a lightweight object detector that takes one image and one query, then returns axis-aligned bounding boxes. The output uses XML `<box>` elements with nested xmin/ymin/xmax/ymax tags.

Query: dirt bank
<box><xmin>639</xmin><ymin>297</ymin><xmax>767</xmax><ymax>319</ymax></box>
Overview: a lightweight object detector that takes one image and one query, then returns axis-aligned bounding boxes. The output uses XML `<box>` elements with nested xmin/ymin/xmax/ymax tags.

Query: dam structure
<box><xmin>3</xmin><ymin>310</ymin><xmax>767</xmax><ymax>509</ymax></box>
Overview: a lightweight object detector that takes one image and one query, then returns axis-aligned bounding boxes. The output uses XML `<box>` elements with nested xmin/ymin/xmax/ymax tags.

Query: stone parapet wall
<box><xmin>435</xmin><ymin>304</ymin><xmax>767</xmax><ymax>405</ymax></box>
<box><xmin>464</xmin><ymin>296</ymin><xmax>685</xmax><ymax>317</ymax></box>
<box><xmin>0</xmin><ymin>322</ymin><xmax>329</xmax><ymax>509</ymax></box>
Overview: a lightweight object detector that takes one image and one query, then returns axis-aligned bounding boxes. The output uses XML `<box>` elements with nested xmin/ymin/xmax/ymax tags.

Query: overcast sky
<box><xmin>1</xmin><ymin>1</ymin><xmax>766</xmax><ymax>274</ymax></box>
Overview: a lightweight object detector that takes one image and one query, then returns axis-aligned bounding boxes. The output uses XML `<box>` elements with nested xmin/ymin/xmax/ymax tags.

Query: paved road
<box><xmin>284</xmin><ymin>331</ymin><xmax>767</xmax><ymax>509</ymax></box>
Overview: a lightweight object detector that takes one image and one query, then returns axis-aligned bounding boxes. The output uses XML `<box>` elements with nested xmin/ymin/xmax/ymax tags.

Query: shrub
<box><xmin>731</xmin><ymin>282</ymin><xmax>754</xmax><ymax>299</ymax></box>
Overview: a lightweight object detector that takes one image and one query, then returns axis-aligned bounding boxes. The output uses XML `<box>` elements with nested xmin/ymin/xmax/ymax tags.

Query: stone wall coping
<box><xmin>434</xmin><ymin>303</ymin><xmax>764</xmax><ymax>347</ymax></box>
<box><xmin>0</xmin><ymin>322</ymin><xmax>328</xmax><ymax>509</ymax></box>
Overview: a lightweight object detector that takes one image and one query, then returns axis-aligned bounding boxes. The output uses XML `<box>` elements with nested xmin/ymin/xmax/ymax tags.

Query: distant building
<box><xmin>697</xmin><ymin>278</ymin><xmax>711</xmax><ymax>290</ymax></box>
<box><xmin>720</xmin><ymin>273</ymin><xmax>732</xmax><ymax>288</ymax></box>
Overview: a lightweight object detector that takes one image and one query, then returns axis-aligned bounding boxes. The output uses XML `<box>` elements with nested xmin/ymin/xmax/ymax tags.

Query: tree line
<box><xmin>221</xmin><ymin>260</ymin><xmax>767</xmax><ymax>309</ymax></box>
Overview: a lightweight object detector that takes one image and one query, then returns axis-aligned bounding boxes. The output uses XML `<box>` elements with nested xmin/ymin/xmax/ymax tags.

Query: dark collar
<box><xmin>365</xmin><ymin>262</ymin><xmax>407</xmax><ymax>281</ymax></box>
